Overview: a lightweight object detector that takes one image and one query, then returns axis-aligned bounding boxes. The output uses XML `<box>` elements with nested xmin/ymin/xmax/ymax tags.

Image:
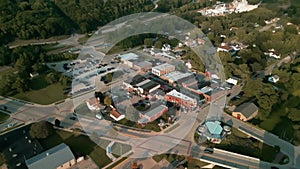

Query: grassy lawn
<box><xmin>78</xmin><ymin>34</ymin><xmax>90</xmax><ymax>44</ymax></box>
<box><xmin>204</xmin><ymin>128</ymin><xmax>280</xmax><ymax>163</ymax></box>
<box><xmin>185</xmin><ymin>158</ymin><xmax>211</xmax><ymax>169</ymax></box>
<box><xmin>13</xmin><ymin>83</ymin><xmax>67</xmax><ymax>105</ymax></box>
<box><xmin>117</xmin><ymin>118</ymin><xmax>161</xmax><ymax>132</ymax></box>
<box><xmin>39</xmin><ymin>129</ymin><xmax>112</xmax><ymax>168</ymax></box>
<box><xmin>12</xmin><ymin>74</ymin><xmax>69</xmax><ymax>105</ymax></box>
<box><xmin>0</xmin><ymin>111</ymin><xmax>9</xmax><ymax>124</ymax></box>
<box><xmin>152</xmin><ymin>154</ymin><xmax>185</xmax><ymax>163</ymax></box>
<box><xmin>107</xmin><ymin>157</ymin><xmax>127</xmax><ymax>169</ymax></box>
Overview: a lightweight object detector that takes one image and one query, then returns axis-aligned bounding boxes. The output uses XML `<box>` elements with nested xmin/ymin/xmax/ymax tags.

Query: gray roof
<box><xmin>234</xmin><ymin>102</ymin><xmax>258</xmax><ymax>118</ymax></box>
<box><xmin>143</xmin><ymin>105</ymin><xmax>168</xmax><ymax>118</ymax></box>
<box><xmin>26</xmin><ymin>143</ymin><xmax>75</xmax><ymax>169</ymax></box>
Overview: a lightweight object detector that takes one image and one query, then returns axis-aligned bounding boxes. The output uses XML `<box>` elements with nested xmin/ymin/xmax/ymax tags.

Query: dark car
<box><xmin>270</xmin><ymin>167</ymin><xmax>279</xmax><ymax>169</ymax></box>
<box><xmin>204</xmin><ymin>148</ymin><xmax>214</xmax><ymax>154</ymax></box>
<box><xmin>69</xmin><ymin>116</ymin><xmax>77</xmax><ymax>120</ymax></box>
<box><xmin>107</xmin><ymin>67</ymin><xmax>115</xmax><ymax>71</ymax></box>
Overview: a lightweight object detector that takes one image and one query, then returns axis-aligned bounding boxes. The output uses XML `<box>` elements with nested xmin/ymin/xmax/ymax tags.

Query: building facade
<box><xmin>151</xmin><ymin>63</ymin><xmax>175</xmax><ymax>77</ymax></box>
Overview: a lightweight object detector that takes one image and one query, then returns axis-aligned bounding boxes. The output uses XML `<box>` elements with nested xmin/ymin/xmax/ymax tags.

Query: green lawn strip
<box><xmin>78</xmin><ymin>35</ymin><xmax>90</xmax><ymax>44</ymax></box>
<box><xmin>186</xmin><ymin>158</ymin><xmax>210</xmax><ymax>169</ymax></box>
<box><xmin>116</xmin><ymin>118</ymin><xmax>160</xmax><ymax>132</ymax></box>
<box><xmin>152</xmin><ymin>154</ymin><xmax>185</xmax><ymax>163</ymax></box>
<box><xmin>0</xmin><ymin>111</ymin><xmax>10</xmax><ymax>124</ymax></box>
<box><xmin>206</xmin><ymin>128</ymin><xmax>279</xmax><ymax>162</ymax></box>
<box><xmin>39</xmin><ymin>130</ymin><xmax>112</xmax><ymax>168</ymax></box>
<box><xmin>107</xmin><ymin>157</ymin><xmax>127</xmax><ymax>169</ymax></box>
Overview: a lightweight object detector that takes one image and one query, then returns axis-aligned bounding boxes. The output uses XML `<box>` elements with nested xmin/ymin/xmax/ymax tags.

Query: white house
<box><xmin>217</xmin><ymin>43</ymin><xmax>232</xmax><ymax>52</ymax></box>
<box><xmin>162</xmin><ymin>44</ymin><xmax>171</xmax><ymax>52</ymax></box>
<box><xmin>226</xmin><ymin>78</ymin><xmax>238</xmax><ymax>86</ymax></box>
<box><xmin>268</xmin><ymin>75</ymin><xmax>279</xmax><ymax>83</ymax></box>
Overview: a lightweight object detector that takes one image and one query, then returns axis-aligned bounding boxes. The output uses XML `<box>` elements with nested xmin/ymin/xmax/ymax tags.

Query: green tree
<box><xmin>144</xmin><ymin>38</ymin><xmax>153</xmax><ymax>47</ymax></box>
<box><xmin>154</xmin><ymin>41</ymin><xmax>163</xmax><ymax>49</ymax></box>
<box><xmin>59</xmin><ymin>74</ymin><xmax>69</xmax><ymax>86</ymax></box>
<box><xmin>288</xmin><ymin>108</ymin><xmax>300</xmax><ymax>122</ymax></box>
<box><xmin>104</xmin><ymin>96</ymin><xmax>112</xmax><ymax>106</ymax></box>
<box><xmin>13</xmin><ymin>77</ymin><xmax>29</xmax><ymax>93</ymax></box>
<box><xmin>46</xmin><ymin>72</ymin><xmax>59</xmax><ymax>84</ymax></box>
<box><xmin>29</xmin><ymin>121</ymin><xmax>54</xmax><ymax>139</ymax></box>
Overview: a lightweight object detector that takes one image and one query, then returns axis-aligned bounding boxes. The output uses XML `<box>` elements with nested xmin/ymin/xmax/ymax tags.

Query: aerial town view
<box><xmin>0</xmin><ymin>0</ymin><xmax>300</xmax><ymax>169</ymax></box>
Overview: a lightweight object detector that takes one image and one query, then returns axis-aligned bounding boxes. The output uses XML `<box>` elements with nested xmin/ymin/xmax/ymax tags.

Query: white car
<box><xmin>6</xmin><ymin>123</ymin><xmax>14</xmax><ymax>128</ymax></box>
<box><xmin>96</xmin><ymin>113</ymin><xmax>103</xmax><ymax>120</ymax></box>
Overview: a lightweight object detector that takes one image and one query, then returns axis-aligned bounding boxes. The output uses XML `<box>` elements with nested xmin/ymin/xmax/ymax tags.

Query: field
<box><xmin>12</xmin><ymin>74</ymin><xmax>69</xmax><ymax>105</ymax></box>
<box><xmin>38</xmin><ymin>129</ymin><xmax>112</xmax><ymax>168</ymax></box>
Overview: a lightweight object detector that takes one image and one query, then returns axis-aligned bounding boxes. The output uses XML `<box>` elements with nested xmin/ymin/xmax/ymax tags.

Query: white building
<box><xmin>86</xmin><ymin>98</ymin><xmax>102</xmax><ymax>111</ymax></box>
<box><xmin>151</xmin><ymin>63</ymin><xmax>175</xmax><ymax>76</ymax></box>
<box><xmin>268</xmin><ymin>75</ymin><xmax>279</xmax><ymax>83</ymax></box>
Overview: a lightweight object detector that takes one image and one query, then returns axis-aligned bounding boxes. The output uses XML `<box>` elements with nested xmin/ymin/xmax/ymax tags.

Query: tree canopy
<box><xmin>29</xmin><ymin>121</ymin><xmax>54</xmax><ymax>139</ymax></box>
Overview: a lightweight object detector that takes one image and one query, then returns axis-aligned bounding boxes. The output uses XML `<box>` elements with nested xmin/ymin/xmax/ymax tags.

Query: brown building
<box><xmin>232</xmin><ymin>102</ymin><xmax>258</xmax><ymax>121</ymax></box>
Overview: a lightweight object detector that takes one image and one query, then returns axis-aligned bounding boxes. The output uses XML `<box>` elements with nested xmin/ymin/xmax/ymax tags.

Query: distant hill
<box><xmin>0</xmin><ymin>0</ymin><xmax>154</xmax><ymax>45</ymax></box>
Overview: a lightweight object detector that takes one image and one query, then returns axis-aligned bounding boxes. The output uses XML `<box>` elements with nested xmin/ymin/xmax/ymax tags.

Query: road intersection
<box><xmin>1</xmin><ymin>88</ymin><xmax>300</xmax><ymax>168</ymax></box>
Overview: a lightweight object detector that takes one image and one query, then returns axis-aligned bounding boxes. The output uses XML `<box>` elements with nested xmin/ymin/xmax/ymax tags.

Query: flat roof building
<box><xmin>138</xmin><ymin>105</ymin><xmax>168</xmax><ymax>126</ymax></box>
<box><xmin>152</xmin><ymin>63</ymin><xmax>175</xmax><ymax>77</ymax></box>
<box><xmin>165</xmin><ymin>89</ymin><xmax>197</xmax><ymax>109</ymax></box>
<box><xmin>161</xmin><ymin>71</ymin><xmax>194</xmax><ymax>85</ymax></box>
<box><xmin>118</xmin><ymin>53</ymin><xmax>139</xmax><ymax>61</ymax></box>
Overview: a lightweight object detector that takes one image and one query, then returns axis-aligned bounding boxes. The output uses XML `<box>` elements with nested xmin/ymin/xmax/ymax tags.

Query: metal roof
<box><xmin>205</xmin><ymin>121</ymin><xmax>223</xmax><ymax>135</ymax></box>
<box><xmin>143</xmin><ymin>105</ymin><xmax>168</xmax><ymax>118</ymax></box>
<box><xmin>166</xmin><ymin>89</ymin><xmax>196</xmax><ymax>103</ymax></box>
<box><xmin>26</xmin><ymin>143</ymin><xmax>75</xmax><ymax>169</ymax></box>
<box><xmin>162</xmin><ymin>71</ymin><xmax>193</xmax><ymax>83</ymax></box>
<box><xmin>152</xmin><ymin>63</ymin><xmax>175</xmax><ymax>71</ymax></box>
<box><xmin>119</xmin><ymin>53</ymin><xmax>139</xmax><ymax>61</ymax></box>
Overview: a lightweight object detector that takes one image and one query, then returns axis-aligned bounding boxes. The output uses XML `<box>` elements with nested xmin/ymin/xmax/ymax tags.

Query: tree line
<box><xmin>0</xmin><ymin>45</ymin><xmax>72</xmax><ymax>95</ymax></box>
<box><xmin>0</xmin><ymin>0</ymin><xmax>154</xmax><ymax>45</ymax></box>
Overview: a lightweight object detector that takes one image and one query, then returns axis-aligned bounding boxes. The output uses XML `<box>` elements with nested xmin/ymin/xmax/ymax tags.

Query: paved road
<box><xmin>2</xmin><ymin>86</ymin><xmax>299</xmax><ymax>169</ymax></box>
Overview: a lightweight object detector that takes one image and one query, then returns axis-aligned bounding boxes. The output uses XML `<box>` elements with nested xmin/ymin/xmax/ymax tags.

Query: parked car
<box><xmin>6</xmin><ymin>123</ymin><xmax>15</xmax><ymax>128</ymax></box>
<box><xmin>204</xmin><ymin>147</ymin><xmax>214</xmax><ymax>154</ymax></box>
<box><xmin>107</xmin><ymin>67</ymin><xmax>115</xmax><ymax>71</ymax></box>
<box><xmin>96</xmin><ymin>113</ymin><xmax>103</xmax><ymax>120</ymax></box>
<box><xmin>69</xmin><ymin>116</ymin><xmax>77</xmax><ymax>120</ymax></box>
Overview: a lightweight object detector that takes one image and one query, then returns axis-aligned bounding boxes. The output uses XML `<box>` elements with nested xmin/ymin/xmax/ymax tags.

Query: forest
<box><xmin>0</xmin><ymin>0</ymin><xmax>154</xmax><ymax>45</ymax></box>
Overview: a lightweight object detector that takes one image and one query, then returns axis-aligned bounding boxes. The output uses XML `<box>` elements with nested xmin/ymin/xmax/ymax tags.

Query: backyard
<box><xmin>38</xmin><ymin>129</ymin><xmax>112</xmax><ymax>168</ymax></box>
